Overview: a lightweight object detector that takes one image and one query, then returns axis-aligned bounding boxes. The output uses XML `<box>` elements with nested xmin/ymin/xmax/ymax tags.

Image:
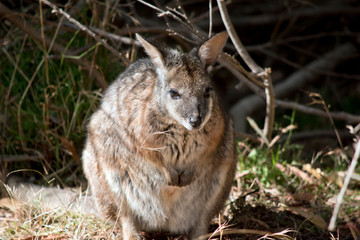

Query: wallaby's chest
<box><xmin>160</xmin><ymin>129</ymin><xmax>207</xmax><ymax>166</ymax></box>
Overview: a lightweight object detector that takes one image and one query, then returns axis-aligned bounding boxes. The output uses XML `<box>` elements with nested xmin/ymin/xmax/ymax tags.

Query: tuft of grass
<box><xmin>0</xmin><ymin>21</ymin><xmax>124</xmax><ymax>186</ymax></box>
<box><xmin>231</xmin><ymin>120</ymin><xmax>360</xmax><ymax>239</ymax></box>
<box><xmin>0</xmin><ymin>202</ymin><xmax>120</xmax><ymax>239</ymax></box>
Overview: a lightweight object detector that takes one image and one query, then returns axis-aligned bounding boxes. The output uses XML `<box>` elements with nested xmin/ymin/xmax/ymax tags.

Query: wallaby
<box><xmin>82</xmin><ymin>32</ymin><xmax>237</xmax><ymax>240</ymax></box>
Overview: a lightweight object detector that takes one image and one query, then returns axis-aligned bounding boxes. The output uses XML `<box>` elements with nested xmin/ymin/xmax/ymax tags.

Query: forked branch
<box><xmin>216</xmin><ymin>0</ymin><xmax>275</xmax><ymax>141</ymax></box>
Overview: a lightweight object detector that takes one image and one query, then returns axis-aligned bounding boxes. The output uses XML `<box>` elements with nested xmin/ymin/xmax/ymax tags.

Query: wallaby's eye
<box><xmin>169</xmin><ymin>89</ymin><xmax>181</xmax><ymax>99</ymax></box>
<box><xmin>204</xmin><ymin>87</ymin><xmax>213</xmax><ymax>98</ymax></box>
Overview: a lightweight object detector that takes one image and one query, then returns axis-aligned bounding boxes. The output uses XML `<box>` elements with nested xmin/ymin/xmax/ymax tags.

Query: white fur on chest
<box><xmin>103</xmin><ymin>164</ymin><xmax>204</xmax><ymax>233</ymax></box>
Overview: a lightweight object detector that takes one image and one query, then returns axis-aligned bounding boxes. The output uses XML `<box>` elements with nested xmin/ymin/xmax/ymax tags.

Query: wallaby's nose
<box><xmin>189</xmin><ymin>116</ymin><xmax>202</xmax><ymax>128</ymax></box>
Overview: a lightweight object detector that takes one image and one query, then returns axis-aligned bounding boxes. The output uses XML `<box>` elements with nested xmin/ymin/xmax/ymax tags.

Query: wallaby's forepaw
<box><xmin>167</xmin><ymin>168</ymin><xmax>195</xmax><ymax>187</ymax></box>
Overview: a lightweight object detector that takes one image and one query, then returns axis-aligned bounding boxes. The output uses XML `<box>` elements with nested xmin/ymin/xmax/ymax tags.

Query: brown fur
<box><xmin>82</xmin><ymin>32</ymin><xmax>237</xmax><ymax>240</ymax></box>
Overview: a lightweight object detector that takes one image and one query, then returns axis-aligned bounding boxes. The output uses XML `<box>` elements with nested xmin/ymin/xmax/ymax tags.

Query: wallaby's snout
<box><xmin>169</xmin><ymin>89</ymin><xmax>213</xmax><ymax>131</ymax></box>
<box><xmin>189</xmin><ymin>115</ymin><xmax>202</xmax><ymax>128</ymax></box>
<box><xmin>185</xmin><ymin>96</ymin><xmax>212</xmax><ymax>130</ymax></box>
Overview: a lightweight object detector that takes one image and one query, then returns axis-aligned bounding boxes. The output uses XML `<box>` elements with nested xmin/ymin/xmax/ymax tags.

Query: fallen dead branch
<box><xmin>275</xmin><ymin>100</ymin><xmax>360</xmax><ymax>124</ymax></box>
<box><xmin>231</xmin><ymin>42</ymin><xmax>359</xmax><ymax>132</ymax></box>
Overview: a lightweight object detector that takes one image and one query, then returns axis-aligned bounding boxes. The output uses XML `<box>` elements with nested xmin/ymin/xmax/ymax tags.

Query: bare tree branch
<box><xmin>231</xmin><ymin>42</ymin><xmax>358</xmax><ymax>132</ymax></box>
<box><xmin>216</xmin><ymin>0</ymin><xmax>263</xmax><ymax>75</ymax></box>
<box><xmin>276</xmin><ymin>100</ymin><xmax>360</xmax><ymax>124</ymax></box>
<box><xmin>217</xmin><ymin>0</ymin><xmax>275</xmax><ymax>141</ymax></box>
<box><xmin>40</xmin><ymin>0</ymin><xmax>130</xmax><ymax>65</ymax></box>
<box><xmin>263</xmin><ymin>70</ymin><xmax>275</xmax><ymax>141</ymax></box>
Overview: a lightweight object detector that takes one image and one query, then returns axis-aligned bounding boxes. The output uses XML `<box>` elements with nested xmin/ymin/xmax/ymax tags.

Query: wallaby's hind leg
<box><xmin>121</xmin><ymin>213</ymin><xmax>143</xmax><ymax>240</ymax></box>
<box><xmin>189</xmin><ymin>157</ymin><xmax>236</xmax><ymax>240</ymax></box>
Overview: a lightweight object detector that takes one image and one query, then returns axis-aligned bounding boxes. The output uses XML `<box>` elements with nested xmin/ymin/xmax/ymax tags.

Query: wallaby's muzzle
<box><xmin>189</xmin><ymin>116</ymin><xmax>202</xmax><ymax>128</ymax></box>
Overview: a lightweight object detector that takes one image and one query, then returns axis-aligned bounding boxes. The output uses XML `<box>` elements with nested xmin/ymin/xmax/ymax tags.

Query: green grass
<box><xmin>1</xmin><ymin>32</ymin><xmax>105</xmax><ymax>186</ymax></box>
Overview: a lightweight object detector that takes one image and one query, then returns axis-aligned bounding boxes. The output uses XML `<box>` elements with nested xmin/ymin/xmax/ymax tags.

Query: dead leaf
<box><xmin>287</xmin><ymin>164</ymin><xmax>315</xmax><ymax>184</ymax></box>
<box><xmin>288</xmin><ymin>206</ymin><xmax>327</xmax><ymax>230</ymax></box>
<box><xmin>276</xmin><ymin>163</ymin><xmax>316</xmax><ymax>184</ymax></box>
<box><xmin>303</xmin><ymin>164</ymin><xmax>324</xmax><ymax>180</ymax></box>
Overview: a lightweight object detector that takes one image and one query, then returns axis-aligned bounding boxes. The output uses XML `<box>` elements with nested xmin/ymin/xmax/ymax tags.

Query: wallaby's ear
<box><xmin>136</xmin><ymin>34</ymin><xmax>165</xmax><ymax>69</ymax></box>
<box><xmin>198</xmin><ymin>31</ymin><xmax>228</xmax><ymax>66</ymax></box>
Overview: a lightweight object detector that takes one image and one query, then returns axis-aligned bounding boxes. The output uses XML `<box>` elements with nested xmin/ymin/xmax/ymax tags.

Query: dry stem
<box><xmin>328</xmin><ymin>139</ymin><xmax>360</xmax><ymax>231</ymax></box>
<box><xmin>216</xmin><ymin>0</ymin><xmax>275</xmax><ymax>141</ymax></box>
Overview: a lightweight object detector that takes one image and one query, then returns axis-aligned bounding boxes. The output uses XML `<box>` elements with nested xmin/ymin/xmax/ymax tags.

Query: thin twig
<box><xmin>280</xmin><ymin>129</ymin><xmax>354</xmax><ymax>142</ymax></box>
<box><xmin>218</xmin><ymin>54</ymin><xmax>265</xmax><ymax>96</ymax></box>
<box><xmin>308</xmin><ymin>92</ymin><xmax>344</xmax><ymax>149</ymax></box>
<box><xmin>90</xmin><ymin>27</ymin><xmax>141</xmax><ymax>46</ymax></box>
<box><xmin>216</xmin><ymin>0</ymin><xmax>263</xmax><ymax>74</ymax></box>
<box><xmin>173</xmin><ymin>0</ymin><xmax>204</xmax><ymax>39</ymax></box>
<box><xmin>329</xmin><ymin>139</ymin><xmax>360</xmax><ymax>231</ymax></box>
<box><xmin>220</xmin><ymin>53</ymin><xmax>266</xmax><ymax>88</ymax></box>
<box><xmin>137</xmin><ymin>0</ymin><xmax>204</xmax><ymax>43</ymax></box>
<box><xmin>276</xmin><ymin>100</ymin><xmax>360</xmax><ymax>124</ymax></box>
<box><xmin>208</xmin><ymin>0</ymin><xmax>213</xmax><ymax>38</ymax></box>
<box><xmin>217</xmin><ymin>0</ymin><xmax>275</xmax><ymax>141</ymax></box>
<box><xmin>191</xmin><ymin>1</ymin><xmax>231</xmax><ymax>24</ymax></box>
<box><xmin>196</xmin><ymin>5</ymin><xmax>360</xmax><ymax>28</ymax></box>
<box><xmin>0</xmin><ymin>155</ymin><xmax>42</xmax><ymax>163</ymax></box>
<box><xmin>263</xmin><ymin>70</ymin><xmax>275</xmax><ymax>141</ymax></box>
<box><xmin>40</xmin><ymin>0</ymin><xmax>129</xmax><ymax>65</ymax></box>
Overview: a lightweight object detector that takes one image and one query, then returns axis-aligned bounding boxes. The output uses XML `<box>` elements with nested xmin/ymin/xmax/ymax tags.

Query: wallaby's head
<box><xmin>136</xmin><ymin>32</ymin><xmax>228</xmax><ymax>131</ymax></box>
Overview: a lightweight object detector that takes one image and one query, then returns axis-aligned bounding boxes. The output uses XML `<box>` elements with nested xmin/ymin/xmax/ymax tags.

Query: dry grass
<box><xmin>0</xmin><ymin>198</ymin><xmax>120</xmax><ymax>239</ymax></box>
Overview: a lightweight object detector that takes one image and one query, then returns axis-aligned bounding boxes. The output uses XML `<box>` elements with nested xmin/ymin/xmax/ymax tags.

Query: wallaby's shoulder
<box><xmin>100</xmin><ymin>58</ymin><xmax>157</xmax><ymax>109</ymax></box>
